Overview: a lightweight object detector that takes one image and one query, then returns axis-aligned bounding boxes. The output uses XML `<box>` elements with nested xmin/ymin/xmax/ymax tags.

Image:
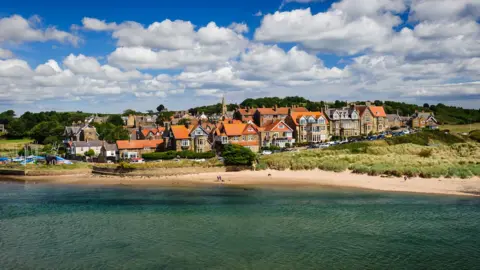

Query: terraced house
<box><xmin>163</xmin><ymin>125</ymin><xmax>193</xmax><ymax>152</ymax></box>
<box><xmin>259</xmin><ymin>120</ymin><xmax>295</xmax><ymax>148</ymax></box>
<box><xmin>355</xmin><ymin>104</ymin><xmax>388</xmax><ymax>135</ymax></box>
<box><xmin>253</xmin><ymin>105</ymin><xmax>308</xmax><ymax>127</ymax></box>
<box><xmin>324</xmin><ymin>106</ymin><xmax>360</xmax><ymax>138</ymax></box>
<box><xmin>410</xmin><ymin>111</ymin><xmax>439</xmax><ymax>129</ymax></box>
<box><xmin>285</xmin><ymin>112</ymin><xmax>329</xmax><ymax>143</ymax></box>
<box><xmin>213</xmin><ymin>122</ymin><xmax>260</xmax><ymax>152</ymax></box>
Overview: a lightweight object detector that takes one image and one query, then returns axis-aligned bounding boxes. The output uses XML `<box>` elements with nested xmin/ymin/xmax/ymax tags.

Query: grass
<box><xmin>0</xmin><ymin>138</ymin><xmax>33</xmax><ymax>145</ymax></box>
<box><xmin>95</xmin><ymin>158</ymin><xmax>223</xmax><ymax>170</ymax></box>
<box><xmin>259</xmin><ymin>140</ymin><xmax>480</xmax><ymax>179</ymax></box>
<box><xmin>440</xmin><ymin>123</ymin><xmax>480</xmax><ymax>134</ymax></box>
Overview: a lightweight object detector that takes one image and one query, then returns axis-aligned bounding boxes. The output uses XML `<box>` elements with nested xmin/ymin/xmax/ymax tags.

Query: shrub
<box><xmin>418</xmin><ymin>149</ymin><xmax>433</xmax><ymax>158</ymax></box>
<box><xmin>84</xmin><ymin>149</ymin><xmax>95</xmax><ymax>157</ymax></box>
<box><xmin>469</xmin><ymin>130</ymin><xmax>480</xmax><ymax>142</ymax></box>
<box><xmin>221</xmin><ymin>144</ymin><xmax>256</xmax><ymax>166</ymax></box>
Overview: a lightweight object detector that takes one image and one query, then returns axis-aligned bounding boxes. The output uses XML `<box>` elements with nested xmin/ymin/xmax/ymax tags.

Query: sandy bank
<box><xmin>2</xmin><ymin>169</ymin><xmax>480</xmax><ymax>197</ymax></box>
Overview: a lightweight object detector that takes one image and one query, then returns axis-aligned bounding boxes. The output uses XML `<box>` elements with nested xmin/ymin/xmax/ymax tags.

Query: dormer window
<box><xmin>308</xmin><ymin>117</ymin><xmax>316</xmax><ymax>123</ymax></box>
<box><xmin>248</xmin><ymin>127</ymin><xmax>254</xmax><ymax>132</ymax></box>
<box><xmin>278</xmin><ymin>124</ymin><xmax>284</xmax><ymax>129</ymax></box>
<box><xmin>299</xmin><ymin>118</ymin><xmax>307</xmax><ymax>125</ymax></box>
<box><xmin>318</xmin><ymin>117</ymin><xmax>325</xmax><ymax>124</ymax></box>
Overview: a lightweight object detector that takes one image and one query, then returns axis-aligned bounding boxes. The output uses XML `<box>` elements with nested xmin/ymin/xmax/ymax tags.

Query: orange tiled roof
<box><xmin>369</xmin><ymin>106</ymin><xmax>387</xmax><ymax>117</ymax></box>
<box><xmin>223</xmin><ymin>123</ymin><xmax>247</xmax><ymax>136</ymax></box>
<box><xmin>262</xmin><ymin>120</ymin><xmax>293</xmax><ymax>132</ymax></box>
<box><xmin>170</xmin><ymin>125</ymin><xmax>190</xmax><ymax>139</ymax></box>
<box><xmin>291</xmin><ymin>107</ymin><xmax>309</xmax><ymax>112</ymax></box>
<box><xmin>117</xmin><ymin>139</ymin><xmax>163</xmax><ymax>149</ymax></box>
<box><xmin>256</xmin><ymin>107</ymin><xmax>308</xmax><ymax>115</ymax></box>
<box><xmin>238</xmin><ymin>108</ymin><xmax>255</xmax><ymax>115</ymax></box>
<box><xmin>289</xmin><ymin>111</ymin><xmax>327</xmax><ymax>125</ymax></box>
<box><xmin>355</xmin><ymin>105</ymin><xmax>369</xmax><ymax>117</ymax></box>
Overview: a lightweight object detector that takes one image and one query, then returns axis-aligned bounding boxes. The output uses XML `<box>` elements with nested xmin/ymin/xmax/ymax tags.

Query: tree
<box><xmin>146</xmin><ymin>110</ymin><xmax>155</xmax><ymax>116</ymax></box>
<box><xmin>84</xmin><ymin>149</ymin><xmax>95</xmax><ymax>157</ymax></box>
<box><xmin>6</xmin><ymin>119</ymin><xmax>27</xmax><ymax>138</ymax></box>
<box><xmin>0</xmin><ymin>110</ymin><xmax>15</xmax><ymax>125</ymax></box>
<box><xmin>156</xmin><ymin>104</ymin><xmax>166</xmax><ymax>113</ymax></box>
<box><xmin>374</xmin><ymin>100</ymin><xmax>383</xmax><ymax>106</ymax></box>
<box><xmin>157</xmin><ymin>111</ymin><xmax>175</xmax><ymax>126</ymax></box>
<box><xmin>29</xmin><ymin>121</ymin><xmax>63</xmax><ymax>144</ymax></box>
<box><xmin>221</xmin><ymin>144</ymin><xmax>256</xmax><ymax>166</ymax></box>
<box><xmin>122</xmin><ymin>109</ymin><xmax>140</xmax><ymax>116</ymax></box>
<box><xmin>106</xmin><ymin>115</ymin><xmax>124</xmax><ymax>126</ymax></box>
<box><xmin>178</xmin><ymin>118</ymin><xmax>190</xmax><ymax>126</ymax></box>
<box><xmin>95</xmin><ymin>123</ymin><xmax>130</xmax><ymax>143</ymax></box>
<box><xmin>423</xmin><ymin>103</ymin><xmax>430</xmax><ymax>109</ymax></box>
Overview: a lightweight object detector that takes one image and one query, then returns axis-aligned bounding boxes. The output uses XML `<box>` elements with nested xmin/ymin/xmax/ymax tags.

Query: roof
<box><xmin>116</xmin><ymin>140</ymin><xmax>163</xmax><ymax>149</ymax></box>
<box><xmin>103</xmin><ymin>143</ymin><xmax>118</xmax><ymax>151</ymax></box>
<box><xmin>289</xmin><ymin>112</ymin><xmax>328</xmax><ymax>125</ymax></box>
<box><xmin>262</xmin><ymin>120</ymin><xmax>293</xmax><ymax>132</ymax></box>
<box><xmin>355</xmin><ymin>105</ymin><xmax>369</xmax><ymax>117</ymax></box>
<box><xmin>291</xmin><ymin>107</ymin><xmax>309</xmax><ymax>112</ymax></box>
<box><xmin>256</xmin><ymin>107</ymin><xmax>289</xmax><ymax>115</ymax></box>
<box><xmin>73</xmin><ymin>140</ymin><xmax>103</xmax><ymax>147</ymax></box>
<box><xmin>386</xmin><ymin>114</ymin><xmax>400</xmax><ymax>121</ymax></box>
<box><xmin>368</xmin><ymin>106</ymin><xmax>387</xmax><ymax>117</ymax></box>
<box><xmin>170</xmin><ymin>125</ymin><xmax>190</xmax><ymax>139</ymax></box>
<box><xmin>222</xmin><ymin>123</ymin><xmax>258</xmax><ymax>136</ymax></box>
<box><xmin>237</xmin><ymin>108</ymin><xmax>255</xmax><ymax>115</ymax></box>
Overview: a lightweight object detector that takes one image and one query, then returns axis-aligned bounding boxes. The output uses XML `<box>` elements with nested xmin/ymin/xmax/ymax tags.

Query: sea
<box><xmin>1</xmin><ymin>182</ymin><xmax>479</xmax><ymax>270</ymax></box>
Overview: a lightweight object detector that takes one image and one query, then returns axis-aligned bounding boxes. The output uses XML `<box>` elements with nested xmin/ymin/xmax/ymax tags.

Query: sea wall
<box><xmin>0</xmin><ymin>169</ymin><xmax>26</xmax><ymax>176</ymax></box>
<box><xmin>92</xmin><ymin>165</ymin><xmax>251</xmax><ymax>177</ymax></box>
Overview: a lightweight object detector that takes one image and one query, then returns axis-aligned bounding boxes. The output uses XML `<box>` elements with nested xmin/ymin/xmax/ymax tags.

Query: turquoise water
<box><xmin>1</xmin><ymin>182</ymin><xmax>480</xmax><ymax>269</ymax></box>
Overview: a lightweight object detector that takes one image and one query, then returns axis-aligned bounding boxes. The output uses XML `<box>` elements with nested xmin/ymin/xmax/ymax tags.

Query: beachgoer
<box><xmin>404</xmin><ymin>176</ymin><xmax>407</xmax><ymax>181</ymax></box>
<box><xmin>268</xmin><ymin>173</ymin><xmax>271</xmax><ymax>177</ymax></box>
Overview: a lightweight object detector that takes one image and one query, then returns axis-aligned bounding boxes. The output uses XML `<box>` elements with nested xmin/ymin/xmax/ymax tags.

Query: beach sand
<box><xmin>3</xmin><ymin>169</ymin><xmax>480</xmax><ymax>196</ymax></box>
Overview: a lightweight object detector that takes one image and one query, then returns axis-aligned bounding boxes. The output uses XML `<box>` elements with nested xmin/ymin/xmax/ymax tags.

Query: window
<box><xmin>221</xmin><ymin>136</ymin><xmax>228</xmax><ymax>144</ymax></box>
<box><xmin>266</xmin><ymin>132</ymin><xmax>270</xmax><ymax>137</ymax></box>
<box><xmin>308</xmin><ymin>117</ymin><xmax>316</xmax><ymax>123</ymax></box>
<box><xmin>248</xmin><ymin>135</ymin><xmax>253</xmax><ymax>141</ymax></box>
<box><xmin>198</xmin><ymin>140</ymin><xmax>204</xmax><ymax>146</ymax></box>
<box><xmin>242</xmin><ymin>136</ymin><xmax>246</xmax><ymax>141</ymax></box>
<box><xmin>195</xmin><ymin>130</ymin><xmax>203</xmax><ymax>135</ymax></box>
<box><xmin>273</xmin><ymin>132</ymin><xmax>279</xmax><ymax>138</ymax></box>
<box><xmin>318</xmin><ymin>118</ymin><xmax>325</xmax><ymax>124</ymax></box>
<box><xmin>278</xmin><ymin>124</ymin><xmax>284</xmax><ymax>129</ymax></box>
<box><xmin>299</xmin><ymin>118</ymin><xmax>306</xmax><ymax>125</ymax></box>
<box><xmin>285</xmin><ymin>132</ymin><xmax>292</xmax><ymax>138</ymax></box>
<box><xmin>366</xmin><ymin>116</ymin><xmax>371</xmax><ymax>122</ymax></box>
<box><xmin>247</xmin><ymin>127</ymin><xmax>254</xmax><ymax>132</ymax></box>
<box><xmin>181</xmin><ymin>140</ymin><xmax>190</xmax><ymax>147</ymax></box>
<box><xmin>320</xmin><ymin>126</ymin><xmax>325</xmax><ymax>131</ymax></box>
<box><xmin>232</xmin><ymin>136</ymin><xmax>239</xmax><ymax>141</ymax></box>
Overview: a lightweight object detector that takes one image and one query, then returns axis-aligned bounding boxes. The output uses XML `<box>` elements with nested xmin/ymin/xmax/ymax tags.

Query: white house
<box><xmin>69</xmin><ymin>140</ymin><xmax>103</xmax><ymax>156</ymax></box>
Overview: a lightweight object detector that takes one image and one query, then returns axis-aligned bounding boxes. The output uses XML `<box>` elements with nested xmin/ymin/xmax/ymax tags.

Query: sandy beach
<box><xmin>3</xmin><ymin>169</ymin><xmax>480</xmax><ymax>196</ymax></box>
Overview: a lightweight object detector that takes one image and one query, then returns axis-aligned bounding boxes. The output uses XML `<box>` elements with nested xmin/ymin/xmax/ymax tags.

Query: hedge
<box><xmin>142</xmin><ymin>151</ymin><xmax>215</xmax><ymax>160</ymax></box>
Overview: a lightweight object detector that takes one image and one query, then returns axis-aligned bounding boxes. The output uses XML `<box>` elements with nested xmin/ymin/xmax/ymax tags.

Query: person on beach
<box><xmin>404</xmin><ymin>176</ymin><xmax>407</xmax><ymax>181</ymax></box>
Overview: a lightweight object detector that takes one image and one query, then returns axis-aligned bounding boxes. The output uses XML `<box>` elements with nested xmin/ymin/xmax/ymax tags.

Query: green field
<box><xmin>0</xmin><ymin>138</ymin><xmax>33</xmax><ymax>145</ymax></box>
<box><xmin>440</xmin><ymin>123</ymin><xmax>480</xmax><ymax>133</ymax></box>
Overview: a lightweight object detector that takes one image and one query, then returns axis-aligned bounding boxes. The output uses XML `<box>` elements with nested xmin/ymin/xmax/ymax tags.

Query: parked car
<box><xmin>319</xmin><ymin>143</ymin><xmax>330</xmax><ymax>148</ymax></box>
<box><xmin>130</xmin><ymin>158</ymin><xmax>145</xmax><ymax>164</ymax></box>
<box><xmin>262</xmin><ymin>150</ymin><xmax>273</xmax><ymax>155</ymax></box>
<box><xmin>367</xmin><ymin>136</ymin><xmax>377</xmax><ymax>141</ymax></box>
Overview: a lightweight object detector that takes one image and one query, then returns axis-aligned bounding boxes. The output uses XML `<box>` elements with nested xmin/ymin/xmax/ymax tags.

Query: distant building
<box><xmin>410</xmin><ymin>111</ymin><xmax>439</xmax><ymax>129</ymax></box>
<box><xmin>213</xmin><ymin>122</ymin><xmax>260</xmax><ymax>152</ymax></box>
<box><xmin>68</xmin><ymin>140</ymin><xmax>103</xmax><ymax>157</ymax></box>
<box><xmin>355</xmin><ymin>103</ymin><xmax>388</xmax><ymax>134</ymax></box>
<box><xmin>253</xmin><ymin>105</ymin><xmax>308</xmax><ymax>127</ymax></box>
<box><xmin>99</xmin><ymin>142</ymin><xmax>118</xmax><ymax>162</ymax></box>
<box><xmin>324</xmin><ymin>105</ymin><xmax>360</xmax><ymax>138</ymax></box>
<box><xmin>259</xmin><ymin>120</ymin><xmax>295</xmax><ymax>148</ymax></box>
<box><xmin>116</xmin><ymin>139</ymin><xmax>163</xmax><ymax>159</ymax></box>
<box><xmin>63</xmin><ymin>122</ymin><xmax>99</xmax><ymax>142</ymax></box>
<box><xmin>0</xmin><ymin>124</ymin><xmax>5</xmax><ymax>133</ymax></box>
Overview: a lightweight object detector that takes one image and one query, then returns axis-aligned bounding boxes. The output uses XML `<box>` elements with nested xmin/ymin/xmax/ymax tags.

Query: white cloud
<box><xmin>254</xmin><ymin>11</ymin><xmax>263</xmax><ymax>17</ymax></box>
<box><xmin>409</xmin><ymin>0</ymin><xmax>480</xmax><ymax>21</ymax></box>
<box><xmin>228</xmin><ymin>22</ymin><xmax>249</xmax><ymax>34</ymax></box>
<box><xmin>81</xmin><ymin>17</ymin><xmax>118</xmax><ymax>31</ymax></box>
<box><xmin>0</xmin><ymin>15</ymin><xmax>79</xmax><ymax>45</ymax></box>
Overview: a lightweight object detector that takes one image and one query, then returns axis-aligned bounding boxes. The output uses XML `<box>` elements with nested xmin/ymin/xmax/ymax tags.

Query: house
<box><xmin>163</xmin><ymin>125</ymin><xmax>193</xmax><ymax>152</ymax></box>
<box><xmin>189</xmin><ymin>124</ymin><xmax>213</xmax><ymax>153</ymax></box>
<box><xmin>0</xmin><ymin>124</ymin><xmax>5</xmax><ymax>133</ymax></box>
<box><xmin>253</xmin><ymin>105</ymin><xmax>309</xmax><ymax>127</ymax></box>
<box><xmin>213</xmin><ymin>122</ymin><xmax>260</xmax><ymax>152</ymax></box>
<box><xmin>234</xmin><ymin>107</ymin><xmax>256</xmax><ymax>122</ymax></box>
<box><xmin>355</xmin><ymin>103</ymin><xmax>388</xmax><ymax>134</ymax></box>
<box><xmin>285</xmin><ymin>112</ymin><xmax>329</xmax><ymax>143</ymax></box>
<box><xmin>410</xmin><ymin>111</ymin><xmax>439</xmax><ymax>129</ymax></box>
<box><xmin>324</xmin><ymin>106</ymin><xmax>360</xmax><ymax>138</ymax></box>
<box><xmin>138</xmin><ymin>127</ymin><xmax>165</xmax><ymax>140</ymax></box>
<box><xmin>63</xmin><ymin>124</ymin><xmax>99</xmax><ymax>142</ymax></box>
<box><xmin>386</xmin><ymin>111</ymin><xmax>406</xmax><ymax>129</ymax></box>
<box><xmin>259</xmin><ymin>120</ymin><xmax>295</xmax><ymax>148</ymax></box>
<box><xmin>116</xmin><ymin>139</ymin><xmax>163</xmax><ymax>159</ymax></box>
<box><xmin>126</xmin><ymin>115</ymin><xmax>158</xmax><ymax>128</ymax></box>
<box><xmin>99</xmin><ymin>142</ymin><xmax>118</xmax><ymax>162</ymax></box>
<box><xmin>68</xmin><ymin>140</ymin><xmax>103</xmax><ymax>157</ymax></box>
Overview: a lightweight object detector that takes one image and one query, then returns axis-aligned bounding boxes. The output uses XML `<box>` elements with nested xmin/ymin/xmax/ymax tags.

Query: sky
<box><xmin>0</xmin><ymin>0</ymin><xmax>479</xmax><ymax>113</ymax></box>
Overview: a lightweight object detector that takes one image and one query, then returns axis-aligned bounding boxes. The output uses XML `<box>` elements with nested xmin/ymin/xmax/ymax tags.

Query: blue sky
<box><xmin>0</xmin><ymin>0</ymin><xmax>479</xmax><ymax>113</ymax></box>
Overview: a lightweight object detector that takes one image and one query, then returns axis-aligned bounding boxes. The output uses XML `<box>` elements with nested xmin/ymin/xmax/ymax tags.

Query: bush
<box><xmin>386</xmin><ymin>130</ymin><xmax>465</xmax><ymax>146</ymax></box>
<box><xmin>261</xmin><ymin>145</ymin><xmax>281</xmax><ymax>151</ymax></box>
<box><xmin>469</xmin><ymin>130</ymin><xmax>480</xmax><ymax>142</ymax></box>
<box><xmin>221</xmin><ymin>144</ymin><xmax>256</xmax><ymax>166</ymax></box>
<box><xmin>84</xmin><ymin>149</ymin><xmax>95</xmax><ymax>157</ymax></box>
<box><xmin>418</xmin><ymin>149</ymin><xmax>433</xmax><ymax>158</ymax></box>
<box><xmin>142</xmin><ymin>151</ymin><xmax>215</xmax><ymax>160</ymax></box>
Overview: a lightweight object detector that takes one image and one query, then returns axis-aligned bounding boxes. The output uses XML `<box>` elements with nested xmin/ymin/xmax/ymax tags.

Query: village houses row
<box><xmin>62</xmin><ymin>98</ymin><xmax>439</xmax><ymax>161</ymax></box>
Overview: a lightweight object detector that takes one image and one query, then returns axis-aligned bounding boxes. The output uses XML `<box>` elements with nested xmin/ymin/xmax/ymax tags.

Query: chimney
<box><xmin>396</xmin><ymin>109</ymin><xmax>400</xmax><ymax>116</ymax></box>
<box><xmin>262</xmin><ymin>105</ymin><xmax>265</xmax><ymax>108</ymax></box>
<box><xmin>274</xmin><ymin>104</ymin><xmax>278</xmax><ymax>111</ymax></box>
<box><xmin>185</xmin><ymin>122</ymin><xmax>190</xmax><ymax>129</ymax></box>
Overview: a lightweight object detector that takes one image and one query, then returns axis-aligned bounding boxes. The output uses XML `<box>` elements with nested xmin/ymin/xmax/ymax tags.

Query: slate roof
<box><xmin>73</xmin><ymin>140</ymin><xmax>103</xmax><ymax>147</ymax></box>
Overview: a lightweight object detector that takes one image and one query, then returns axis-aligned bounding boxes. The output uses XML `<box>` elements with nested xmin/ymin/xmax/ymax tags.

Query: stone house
<box><xmin>213</xmin><ymin>122</ymin><xmax>260</xmax><ymax>152</ymax></box>
<box><xmin>285</xmin><ymin>112</ymin><xmax>329</xmax><ymax>143</ymax></box>
<box><xmin>163</xmin><ymin>125</ymin><xmax>193</xmax><ymax>152</ymax></box>
<box><xmin>126</xmin><ymin>115</ymin><xmax>158</xmax><ymax>128</ymax></box>
<box><xmin>253</xmin><ymin>105</ymin><xmax>309</xmax><ymax>127</ymax></box>
<box><xmin>189</xmin><ymin>124</ymin><xmax>213</xmax><ymax>153</ymax></box>
<box><xmin>386</xmin><ymin>112</ymin><xmax>406</xmax><ymax>129</ymax></box>
<box><xmin>259</xmin><ymin>120</ymin><xmax>295</xmax><ymax>148</ymax></box>
<box><xmin>99</xmin><ymin>142</ymin><xmax>118</xmax><ymax>162</ymax></box>
<box><xmin>324</xmin><ymin>106</ymin><xmax>360</xmax><ymax>138</ymax></box>
<box><xmin>234</xmin><ymin>108</ymin><xmax>256</xmax><ymax>122</ymax></box>
<box><xmin>68</xmin><ymin>140</ymin><xmax>103</xmax><ymax>157</ymax></box>
<box><xmin>63</xmin><ymin>124</ymin><xmax>99</xmax><ymax>142</ymax></box>
<box><xmin>410</xmin><ymin>111</ymin><xmax>439</xmax><ymax>129</ymax></box>
<box><xmin>116</xmin><ymin>139</ymin><xmax>163</xmax><ymax>159</ymax></box>
<box><xmin>356</xmin><ymin>104</ymin><xmax>388</xmax><ymax>134</ymax></box>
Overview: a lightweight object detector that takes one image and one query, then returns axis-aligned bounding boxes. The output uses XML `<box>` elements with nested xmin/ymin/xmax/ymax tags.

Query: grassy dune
<box><xmin>259</xmin><ymin>133</ymin><xmax>480</xmax><ymax>179</ymax></box>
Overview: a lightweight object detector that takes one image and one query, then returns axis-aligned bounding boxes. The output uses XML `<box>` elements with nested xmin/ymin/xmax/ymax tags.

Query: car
<box><xmin>194</xmin><ymin>159</ymin><xmax>206</xmax><ymax>162</ymax></box>
<box><xmin>130</xmin><ymin>158</ymin><xmax>145</xmax><ymax>164</ymax></box>
<box><xmin>318</xmin><ymin>143</ymin><xmax>330</xmax><ymax>148</ymax></box>
<box><xmin>262</xmin><ymin>150</ymin><xmax>273</xmax><ymax>155</ymax></box>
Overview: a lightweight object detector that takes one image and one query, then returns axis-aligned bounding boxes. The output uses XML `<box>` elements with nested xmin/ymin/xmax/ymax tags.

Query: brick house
<box><xmin>259</xmin><ymin>120</ymin><xmax>295</xmax><ymax>148</ymax></box>
<box><xmin>234</xmin><ymin>108</ymin><xmax>255</xmax><ymax>122</ymax></box>
<box><xmin>213</xmin><ymin>122</ymin><xmax>260</xmax><ymax>152</ymax></box>
<box><xmin>285</xmin><ymin>112</ymin><xmax>329</xmax><ymax>143</ymax></box>
<box><xmin>116</xmin><ymin>139</ymin><xmax>163</xmax><ymax>159</ymax></box>
<box><xmin>253</xmin><ymin>105</ymin><xmax>308</xmax><ymax>127</ymax></box>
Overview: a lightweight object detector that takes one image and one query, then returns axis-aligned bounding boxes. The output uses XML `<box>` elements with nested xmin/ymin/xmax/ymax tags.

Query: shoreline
<box><xmin>2</xmin><ymin>169</ymin><xmax>480</xmax><ymax>197</ymax></box>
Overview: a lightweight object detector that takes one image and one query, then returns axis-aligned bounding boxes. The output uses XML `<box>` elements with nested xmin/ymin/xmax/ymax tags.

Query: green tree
<box><xmin>6</xmin><ymin>119</ymin><xmax>27</xmax><ymax>138</ymax></box>
<box><xmin>84</xmin><ymin>149</ymin><xmax>95</xmax><ymax>157</ymax></box>
<box><xmin>178</xmin><ymin>118</ymin><xmax>190</xmax><ymax>126</ymax></box>
<box><xmin>29</xmin><ymin>121</ymin><xmax>63</xmax><ymax>144</ymax></box>
<box><xmin>156</xmin><ymin>104</ymin><xmax>166</xmax><ymax>113</ymax></box>
<box><xmin>374</xmin><ymin>100</ymin><xmax>383</xmax><ymax>106</ymax></box>
<box><xmin>423</xmin><ymin>103</ymin><xmax>430</xmax><ymax>109</ymax></box>
<box><xmin>221</xmin><ymin>144</ymin><xmax>256</xmax><ymax>166</ymax></box>
<box><xmin>106</xmin><ymin>115</ymin><xmax>124</xmax><ymax>126</ymax></box>
<box><xmin>157</xmin><ymin>111</ymin><xmax>175</xmax><ymax>126</ymax></box>
<box><xmin>122</xmin><ymin>109</ymin><xmax>140</xmax><ymax>116</ymax></box>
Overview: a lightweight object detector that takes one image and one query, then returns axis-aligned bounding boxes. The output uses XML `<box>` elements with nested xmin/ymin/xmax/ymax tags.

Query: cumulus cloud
<box><xmin>0</xmin><ymin>15</ymin><xmax>79</xmax><ymax>45</ymax></box>
<box><xmin>228</xmin><ymin>22</ymin><xmax>249</xmax><ymax>34</ymax></box>
<box><xmin>0</xmin><ymin>48</ymin><xmax>13</xmax><ymax>59</ymax></box>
